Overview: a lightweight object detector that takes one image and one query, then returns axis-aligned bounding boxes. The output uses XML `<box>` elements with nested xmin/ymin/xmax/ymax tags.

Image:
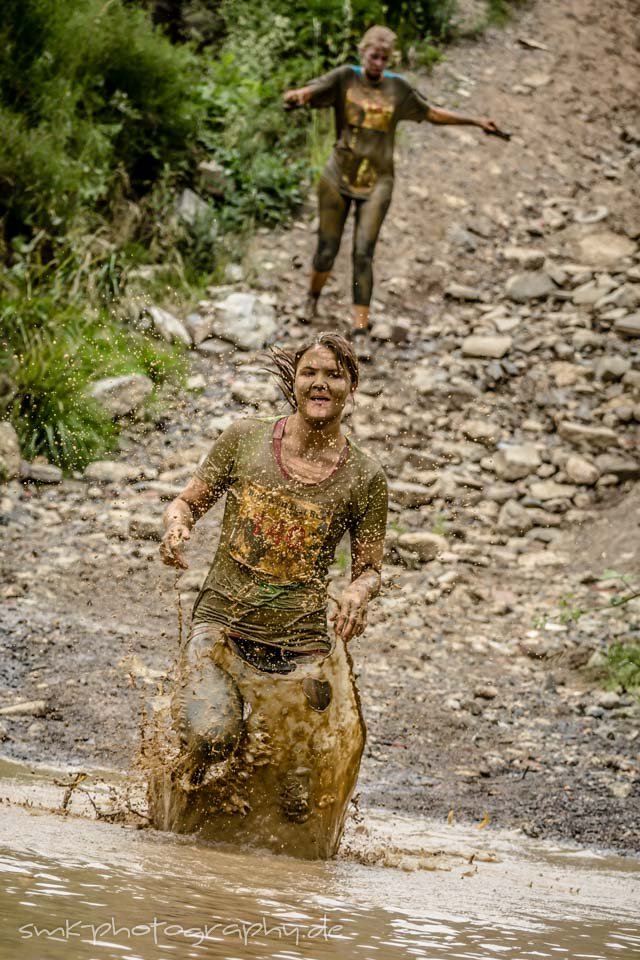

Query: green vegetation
<box><xmin>0</xmin><ymin>1</ymin><xmax>519</xmax><ymax>470</ymax></box>
<box><xmin>601</xmin><ymin>643</ymin><xmax>640</xmax><ymax>696</ymax></box>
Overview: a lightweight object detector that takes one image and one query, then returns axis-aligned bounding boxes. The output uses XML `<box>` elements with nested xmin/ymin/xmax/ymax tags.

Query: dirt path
<box><xmin>1</xmin><ymin>0</ymin><xmax>640</xmax><ymax>851</ymax></box>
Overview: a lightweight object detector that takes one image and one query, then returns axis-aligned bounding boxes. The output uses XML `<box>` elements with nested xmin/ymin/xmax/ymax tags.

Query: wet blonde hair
<box><xmin>358</xmin><ymin>25</ymin><xmax>397</xmax><ymax>54</ymax></box>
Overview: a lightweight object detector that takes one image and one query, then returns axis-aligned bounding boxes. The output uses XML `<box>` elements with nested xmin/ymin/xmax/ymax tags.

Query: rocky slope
<box><xmin>1</xmin><ymin>0</ymin><xmax>639</xmax><ymax>850</ymax></box>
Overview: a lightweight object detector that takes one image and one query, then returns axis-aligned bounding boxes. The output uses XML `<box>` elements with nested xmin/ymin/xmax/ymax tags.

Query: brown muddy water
<box><xmin>0</xmin><ymin>759</ymin><xmax>638</xmax><ymax>960</ymax></box>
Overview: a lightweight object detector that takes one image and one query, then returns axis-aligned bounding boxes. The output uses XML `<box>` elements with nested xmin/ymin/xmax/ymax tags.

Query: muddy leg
<box><xmin>171</xmin><ymin>626</ymin><xmax>243</xmax><ymax>788</ymax></box>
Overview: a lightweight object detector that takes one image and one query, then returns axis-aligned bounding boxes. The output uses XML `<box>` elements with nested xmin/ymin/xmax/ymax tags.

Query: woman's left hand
<box><xmin>477</xmin><ymin>116</ymin><xmax>499</xmax><ymax>133</ymax></box>
<box><xmin>330</xmin><ymin>582</ymin><xmax>369</xmax><ymax>641</ymax></box>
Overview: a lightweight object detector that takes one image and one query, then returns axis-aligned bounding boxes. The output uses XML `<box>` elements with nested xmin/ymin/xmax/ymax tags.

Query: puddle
<box><xmin>0</xmin><ymin>758</ymin><xmax>638</xmax><ymax>959</ymax></box>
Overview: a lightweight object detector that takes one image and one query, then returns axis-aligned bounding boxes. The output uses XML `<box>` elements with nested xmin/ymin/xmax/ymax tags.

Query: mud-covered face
<box><xmin>361</xmin><ymin>44</ymin><xmax>391</xmax><ymax>81</ymax></box>
<box><xmin>293</xmin><ymin>346</ymin><xmax>353</xmax><ymax>425</ymax></box>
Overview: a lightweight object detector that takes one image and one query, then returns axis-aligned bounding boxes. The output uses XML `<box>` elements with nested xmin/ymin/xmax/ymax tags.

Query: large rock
<box><xmin>462</xmin><ymin>335</ymin><xmax>512</xmax><ymax>359</ymax></box>
<box><xmin>614</xmin><ymin>313</ymin><xmax>640</xmax><ymax>338</ymax></box>
<box><xmin>0</xmin><ymin>422</ymin><xmax>20</xmax><ymax>482</ymax></box>
<box><xmin>575</xmin><ymin>231</ymin><xmax>637</xmax><ymax>267</ymax></box>
<box><xmin>494</xmin><ymin>444</ymin><xmax>541</xmax><ymax>480</ymax></box>
<box><xmin>565</xmin><ymin>455</ymin><xmax>600</xmax><ymax>485</ymax></box>
<box><xmin>84</xmin><ymin>461</ymin><xmax>142</xmax><ymax>484</ymax></box>
<box><xmin>148</xmin><ymin>306</ymin><xmax>192</xmax><ymax>346</ymax></box>
<box><xmin>231</xmin><ymin>378</ymin><xmax>280</xmax><ymax>407</ymax></box>
<box><xmin>529</xmin><ymin>480</ymin><xmax>578</xmax><ymax>501</ymax></box>
<box><xmin>496</xmin><ymin>500</ymin><xmax>535</xmax><ymax>534</ymax></box>
<box><xmin>558</xmin><ymin>420</ymin><xmax>618</xmax><ymax>449</ymax></box>
<box><xmin>210</xmin><ymin>293</ymin><xmax>277</xmax><ymax>351</ymax></box>
<box><xmin>89</xmin><ymin>374</ymin><xmax>153</xmax><ymax>418</ymax></box>
<box><xmin>397</xmin><ymin>531</ymin><xmax>448</xmax><ymax>561</ymax></box>
<box><xmin>23</xmin><ymin>461</ymin><xmax>63</xmax><ymax>483</ymax></box>
<box><xmin>505</xmin><ymin>271</ymin><xmax>556</xmax><ymax>302</ymax></box>
<box><xmin>176</xmin><ymin>188</ymin><xmax>212</xmax><ymax>228</ymax></box>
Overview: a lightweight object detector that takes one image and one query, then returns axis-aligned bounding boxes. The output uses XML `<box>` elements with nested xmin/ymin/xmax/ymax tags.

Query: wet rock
<box><xmin>594</xmin><ymin>454</ymin><xmax>640</xmax><ymax>481</ymax></box>
<box><xmin>148</xmin><ymin>306</ymin><xmax>192</xmax><ymax>346</ymax></box>
<box><xmin>210</xmin><ymin>292</ymin><xmax>277</xmax><ymax>351</ymax></box>
<box><xmin>84</xmin><ymin>461</ymin><xmax>142</xmax><ymax>484</ymax></box>
<box><xmin>397</xmin><ymin>531</ymin><xmax>448</xmax><ymax>561</ymax></box>
<box><xmin>462</xmin><ymin>335</ymin><xmax>512</xmax><ymax>359</ymax></box>
<box><xmin>529</xmin><ymin>480</ymin><xmax>578</xmax><ymax>501</ymax></box>
<box><xmin>505</xmin><ymin>271</ymin><xmax>556</xmax><ymax>302</ymax></box>
<box><xmin>565</xmin><ymin>455</ymin><xmax>600</xmax><ymax>485</ymax></box>
<box><xmin>0</xmin><ymin>422</ymin><xmax>21</xmax><ymax>482</ymax></box>
<box><xmin>90</xmin><ymin>374</ymin><xmax>154</xmax><ymax>418</ymax></box>
<box><xmin>613</xmin><ymin>313</ymin><xmax>640</xmax><ymax>337</ymax></box>
<box><xmin>575</xmin><ymin>231</ymin><xmax>637</xmax><ymax>267</ymax></box>
<box><xmin>494</xmin><ymin>444</ymin><xmax>541</xmax><ymax>480</ymax></box>
<box><xmin>558</xmin><ymin>421</ymin><xmax>618</xmax><ymax>449</ymax></box>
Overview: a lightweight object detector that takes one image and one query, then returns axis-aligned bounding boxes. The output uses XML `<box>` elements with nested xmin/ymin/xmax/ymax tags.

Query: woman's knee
<box><xmin>313</xmin><ymin>238</ymin><xmax>340</xmax><ymax>273</ymax></box>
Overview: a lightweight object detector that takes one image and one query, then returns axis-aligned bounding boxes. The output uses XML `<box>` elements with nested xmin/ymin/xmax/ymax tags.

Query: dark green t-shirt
<box><xmin>308</xmin><ymin>64</ymin><xmax>430</xmax><ymax>199</ymax></box>
<box><xmin>192</xmin><ymin>417</ymin><xmax>388</xmax><ymax>652</ymax></box>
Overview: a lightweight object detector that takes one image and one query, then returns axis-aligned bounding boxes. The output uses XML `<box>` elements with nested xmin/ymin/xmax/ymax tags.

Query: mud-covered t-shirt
<box><xmin>192</xmin><ymin>417</ymin><xmax>388</xmax><ymax>652</ymax></box>
<box><xmin>308</xmin><ymin>64</ymin><xmax>429</xmax><ymax>199</ymax></box>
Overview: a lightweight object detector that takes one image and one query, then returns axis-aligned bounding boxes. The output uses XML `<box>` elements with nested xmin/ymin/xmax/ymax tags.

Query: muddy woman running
<box><xmin>150</xmin><ymin>333</ymin><xmax>387</xmax><ymax>858</ymax></box>
<box><xmin>284</xmin><ymin>24</ymin><xmax>506</xmax><ymax>336</ymax></box>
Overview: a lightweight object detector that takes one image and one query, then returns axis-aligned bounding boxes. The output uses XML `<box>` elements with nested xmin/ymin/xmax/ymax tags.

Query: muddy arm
<box><xmin>160</xmin><ymin>477</ymin><xmax>219</xmax><ymax>570</ymax></box>
<box><xmin>426</xmin><ymin>105</ymin><xmax>499</xmax><ymax>133</ymax></box>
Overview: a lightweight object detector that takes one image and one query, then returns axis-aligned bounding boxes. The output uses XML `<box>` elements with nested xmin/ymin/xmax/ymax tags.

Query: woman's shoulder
<box><xmin>346</xmin><ymin>437</ymin><xmax>386</xmax><ymax>482</ymax></box>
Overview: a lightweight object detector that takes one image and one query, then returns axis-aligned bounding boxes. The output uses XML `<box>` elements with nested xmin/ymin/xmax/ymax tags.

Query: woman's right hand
<box><xmin>159</xmin><ymin>522</ymin><xmax>191</xmax><ymax>570</ymax></box>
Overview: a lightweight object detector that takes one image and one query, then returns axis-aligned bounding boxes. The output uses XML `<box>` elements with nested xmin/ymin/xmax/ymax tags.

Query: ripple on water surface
<box><xmin>0</xmin><ymin>804</ymin><xmax>639</xmax><ymax>960</ymax></box>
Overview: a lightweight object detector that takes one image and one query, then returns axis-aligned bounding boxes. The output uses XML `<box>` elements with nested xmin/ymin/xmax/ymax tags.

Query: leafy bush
<box><xmin>602</xmin><ymin>643</ymin><xmax>640</xmax><ymax>696</ymax></box>
<box><xmin>0</xmin><ymin>296</ymin><xmax>185</xmax><ymax>469</ymax></box>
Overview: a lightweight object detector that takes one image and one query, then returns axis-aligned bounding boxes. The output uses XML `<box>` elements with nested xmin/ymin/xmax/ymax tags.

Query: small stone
<box><xmin>176</xmin><ymin>188</ymin><xmax>213</xmax><ymax>228</ymax></box>
<box><xmin>594</xmin><ymin>690</ymin><xmax>620</xmax><ymax>709</ymax></box>
<box><xmin>0</xmin><ymin>699</ymin><xmax>48</xmax><ymax>717</ymax></box>
<box><xmin>462</xmin><ymin>335</ymin><xmax>512</xmax><ymax>359</ymax></box>
<box><xmin>24</xmin><ymin>462</ymin><xmax>63</xmax><ymax>483</ymax></box>
<box><xmin>397</xmin><ymin>531</ymin><xmax>448</xmax><ymax>561</ymax></box>
<box><xmin>445</xmin><ymin>282</ymin><xmax>485</xmax><ymax>301</ymax></box>
<box><xmin>494</xmin><ymin>444</ymin><xmax>541</xmax><ymax>480</ymax></box>
<box><xmin>388</xmin><ymin>480</ymin><xmax>435</xmax><ymax>508</ymax></box>
<box><xmin>594</xmin><ymin>454</ymin><xmax>640</xmax><ymax>481</ymax></box>
<box><xmin>502</xmin><ymin>246</ymin><xmax>546</xmax><ymax>269</ymax></box>
<box><xmin>529</xmin><ymin>480</ymin><xmax>578</xmax><ymax>500</ymax></box>
<box><xmin>595</xmin><ymin>356</ymin><xmax>630</xmax><ymax>382</ymax></box>
<box><xmin>505</xmin><ymin>272</ymin><xmax>556</xmax><ymax>302</ymax></box>
<box><xmin>614</xmin><ymin>313</ymin><xmax>640</xmax><ymax>338</ymax></box>
<box><xmin>496</xmin><ymin>500</ymin><xmax>535</xmax><ymax>534</ymax></box>
<box><xmin>558</xmin><ymin>421</ymin><xmax>618</xmax><ymax>450</ymax></box>
<box><xmin>460</xmin><ymin>419</ymin><xmax>502</xmax><ymax>445</ymax></box>
<box><xmin>474</xmin><ymin>684</ymin><xmax>498</xmax><ymax>700</ymax></box>
<box><xmin>84</xmin><ymin>461</ymin><xmax>142</xmax><ymax>484</ymax></box>
<box><xmin>90</xmin><ymin>374</ymin><xmax>154</xmax><ymax>417</ymax></box>
<box><xmin>565</xmin><ymin>455</ymin><xmax>600</xmax><ymax>485</ymax></box>
<box><xmin>148</xmin><ymin>306</ymin><xmax>192</xmax><ymax>346</ymax></box>
<box><xmin>0</xmin><ymin>721</ymin><xmax>9</xmax><ymax>741</ymax></box>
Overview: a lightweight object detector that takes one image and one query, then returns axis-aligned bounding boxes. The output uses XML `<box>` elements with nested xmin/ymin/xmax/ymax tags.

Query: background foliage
<box><xmin>0</xmin><ymin>0</ymin><xmax>516</xmax><ymax>468</ymax></box>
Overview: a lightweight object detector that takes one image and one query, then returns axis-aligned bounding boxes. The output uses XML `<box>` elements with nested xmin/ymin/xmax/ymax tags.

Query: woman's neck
<box><xmin>285</xmin><ymin>412</ymin><xmax>344</xmax><ymax>456</ymax></box>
